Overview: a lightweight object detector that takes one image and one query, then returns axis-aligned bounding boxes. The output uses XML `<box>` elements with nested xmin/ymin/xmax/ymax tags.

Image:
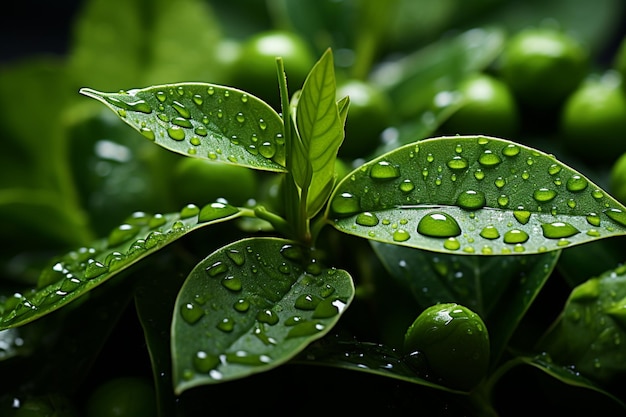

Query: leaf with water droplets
<box><xmin>372</xmin><ymin>242</ymin><xmax>560</xmax><ymax>364</ymax></box>
<box><xmin>294</xmin><ymin>337</ymin><xmax>467</xmax><ymax>394</ymax></box>
<box><xmin>79</xmin><ymin>83</ymin><xmax>287</xmax><ymax>172</ymax></box>
<box><xmin>171</xmin><ymin>237</ymin><xmax>353</xmax><ymax>394</ymax></box>
<box><xmin>327</xmin><ymin>135</ymin><xmax>626</xmax><ymax>255</ymax></box>
<box><xmin>0</xmin><ymin>202</ymin><xmax>242</xmax><ymax>330</ymax></box>
<box><xmin>538</xmin><ymin>264</ymin><xmax>626</xmax><ymax>385</ymax></box>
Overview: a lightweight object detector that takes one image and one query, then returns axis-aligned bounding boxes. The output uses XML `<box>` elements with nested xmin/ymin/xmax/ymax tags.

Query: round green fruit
<box><xmin>336</xmin><ymin>79</ymin><xmax>393</xmax><ymax>159</ymax></box>
<box><xmin>228</xmin><ymin>30</ymin><xmax>316</xmax><ymax>108</ymax></box>
<box><xmin>404</xmin><ymin>303</ymin><xmax>490</xmax><ymax>391</ymax></box>
<box><xmin>498</xmin><ymin>27</ymin><xmax>588</xmax><ymax>110</ymax></box>
<box><xmin>85</xmin><ymin>377</ymin><xmax>156</xmax><ymax>417</ymax></box>
<box><xmin>560</xmin><ymin>73</ymin><xmax>626</xmax><ymax>164</ymax></box>
<box><xmin>439</xmin><ymin>73</ymin><xmax>519</xmax><ymax>138</ymax></box>
<box><xmin>172</xmin><ymin>157</ymin><xmax>257</xmax><ymax>207</ymax></box>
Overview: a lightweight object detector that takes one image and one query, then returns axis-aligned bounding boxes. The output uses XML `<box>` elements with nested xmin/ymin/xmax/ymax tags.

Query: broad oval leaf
<box><xmin>171</xmin><ymin>237</ymin><xmax>354</xmax><ymax>394</ymax></box>
<box><xmin>0</xmin><ymin>202</ymin><xmax>242</xmax><ymax>329</ymax></box>
<box><xmin>538</xmin><ymin>264</ymin><xmax>626</xmax><ymax>384</ymax></box>
<box><xmin>371</xmin><ymin>241</ymin><xmax>560</xmax><ymax>364</ymax></box>
<box><xmin>327</xmin><ymin>135</ymin><xmax>626</xmax><ymax>255</ymax></box>
<box><xmin>80</xmin><ymin>83</ymin><xmax>287</xmax><ymax>172</ymax></box>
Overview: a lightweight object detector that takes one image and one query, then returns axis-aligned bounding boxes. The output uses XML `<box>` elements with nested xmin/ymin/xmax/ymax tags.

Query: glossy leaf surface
<box><xmin>80</xmin><ymin>83</ymin><xmax>287</xmax><ymax>172</ymax></box>
<box><xmin>328</xmin><ymin>135</ymin><xmax>626</xmax><ymax>255</ymax></box>
<box><xmin>0</xmin><ymin>202</ymin><xmax>242</xmax><ymax>330</ymax></box>
<box><xmin>293</xmin><ymin>49</ymin><xmax>345</xmax><ymax>217</ymax></box>
<box><xmin>372</xmin><ymin>242</ymin><xmax>560</xmax><ymax>363</ymax></box>
<box><xmin>538</xmin><ymin>264</ymin><xmax>626</xmax><ymax>384</ymax></box>
<box><xmin>171</xmin><ymin>237</ymin><xmax>353</xmax><ymax>394</ymax></box>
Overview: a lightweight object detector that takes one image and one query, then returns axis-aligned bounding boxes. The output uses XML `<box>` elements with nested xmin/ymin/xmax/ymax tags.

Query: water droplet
<box><xmin>474</xmin><ymin>169</ymin><xmax>485</xmax><ymax>180</ymax></box>
<box><xmin>456</xmin><ymin>190</ymin><xmax>486</xmax><ymax>211</ymax></box>
<box><xmin>355</xmin><ymin>212</ymin><xmax>379</xmax><ymax>226</ymax></box>
<box><xmin>236</xmin><ymin>112</ymin><xmax>245</xmax><ymax>123</ymax></box>
<box><xmin>286</xmin><ymin>321</ymin><xmax>325</xmax><ymax>338</ymax></box>
<box><xmin>533</xmin><ymin>188</ymin><xmax>557</xmax><ymax>202</ymax></box>
<box><xmin>312</xmin><ymin>298</ymin><xmax>344</xmax><ymax>318</ymax></box>
<box><xmin>139</xmin><ymin>127</ymin><xmax>155</xmax><ymax>140</ymax></box>
<box><xmin>443</xmin><ymin>237</ymin><xmax>461</xmax><ymax>251</ymax></box>
<box><xmin>503</xmin><ymin>229</ymin><xmax>529</xmax><ymax>244</ymax></box>
<box><xmin>417</xmin><ymin>212</ymin><xmax>462</xmax><ymax>238</ymax></box>
<box><xmin>399</xmin><ymin>179</ymin><xmax>414</xmax><ymax>193</ymax></box>
<box><xmin>447</xmin><ymin>156</ymin><xmax>469</xmax><ymax>170</ymax></box>
<box><xmin>280</xmin><ymin>244</ymin><xmax>304</xmax><ymax>262</ymax></box>
<box><xmin>257</xmin><ymin>309</ymin><xmax>279</xmax><ymax>325</ymax></box>
<box><xmin>233</xmin><ymin>298</ymin><xmax>250</xmax><ymax>312</ymax></box>
<box><xmin>477</xmin><ymin>137</ymin><xmax>489</xmax><ymax>145</ymax></box>
<box><xmin>330</xmin><ymin>192</ymin><xmax>360</xmax><ymax>216</ymax></box>
<box><xmin>497</xmin><ymin>195</ymin><xmax>509</xmax><ymax>207</ymax></box>
<box><xmin>84</xmin><ymin>259</ymin><xmax>108</xmax><ymax>279</ymax></box>
<box><xmin>226</xmin><ymin>249</ymin><xmax>245</xmax><ymax>266</ymax></box>
<box><xmin>592</xmin><ymin>189</ymin><xmax>604</xmax><ymax>199</ymax></box>
<box><xmin>172</xmin><ymin>116</ymin><xmax>193</xmax><ymax>128</ymax></box>
<box><xmin>480</xmin><ymin>225</ymin><xmax>500</xmax><ymax>240</ymax></box>
<box><xmin>513</xmin><ymin>210</ymin><xmax>531</xmax><ymax>224</ymax></box>
<box><xmin>217</xmin><ymin>317</ymin><xmax>234</xmax><ymax>332</ymax></box>
<box><xmin>192</xmin><ymin>94</ymin><xmax>203</xmax><ymax>106</ymax></box>
<box><xmin>198</xmin><ymin>202</ymin><xmax>239</xmax><ymax>222</ymax></box>
<box><xmin>541</xmin><ymin>222</ymin><xmax>580</xmax><ymax>239</ymax></box>
<box><xmin>193</xmin><ymin>351</ymin><xmax>219</xmax><ymax>373</ymax></box>
<box><xmin>604</xmin><ymin>208</ymin><xmax>626</xmax><ymax>227</ymax></box>
<box><xmin>455</xmin><ymin>144</ymin><xmax>463</xmax><ymax>153</ymax></box>
<box><xmin>478</xmin><ymin>150</ymin><xmax>502</xmax><ymax>167</ymax></box>
<box><xmin>206</xmin><ymin>261</ymin><xmax>228</xmax><ymax>277</ymax></box>
<box><xmin>180</xmin><ymin>203</ymin><xmax>200</xmax><ymax>219</ymax></box>
<box><xmin>181</xmin><ymin>302</ymin><xmax>204</xmax><ymax>324</ymax></box>
<box><xmin>393</xmin><ymin>229</ymin><xmax>411</xmax><ymax>242</ymax></box>
<box><xmin>494</xmin><ymin>177</ymin><xmax>506</xmax><ymax>188</ymax></box>
<box><xmin>167</xmin><ymin>126</ymin><xmax>186</xmax><ymax>141</ymax></box>
<box><xmin>586</xmin><ymin>213</ymin><xmax>601</xmax><ymax>226</ymax></box>
<box><xmin>156</xmin><ymin>91</ymin><xmax>167</xmax><ymax>102</ymax></box>
<box><xmin>158</xmin><ymin>113</ymin><xmax>169</xmax><ymax>123</ymax></box>
<box><xmin>172</xmin><ymin>101</ymin><xmax>191</xmax><ymax>118</ymax></box>
<box><xmin>194</xmin><ymin>126</ymin><xmax>207</xmax><ymax>137</ymax></box>
<box><xmin>207</xmin><ymin>86</ymin><xmax>215</xmax><ymax>95</ymax></box>
<box><xmin>502</xmin><ymin>144</ymin><xmax>520</xmax><ymax>157</ymax></box>
<box><xmin>566</xmin><ymin>175</ymin><xmax>588</xmax><ymax>192</ymax></box>
<box><xmin>294</xmin><ymin>294</ymin><xmax>322</xmax><ymax>310</ymax></box>
<box><xmin>108</xmin><ymin>224</ymin><xmax>139</xmax><ymax>246</ymax></box>
<box><xmin>259</xmin><ymin>141</ymin><xmax>276</xmax><ymax>159</ymax></box>
<box><xmin>370</xmin><ymin>161</ymin><xmax>400</xmax><ymax>180</ymax></box>
<box><xmin>149</xmin><ymin>213</ymin><xmax>167</xmax><ymax>228</ymax></box>
<box><xmin>221</xmin><ymin>275</ymin><xmax>242</xmax><ymax>292</ymax></box>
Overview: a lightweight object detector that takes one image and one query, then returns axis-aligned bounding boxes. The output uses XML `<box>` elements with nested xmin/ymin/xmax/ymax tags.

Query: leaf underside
<box><xmin>171</xmin><ymin>237</ymin><xmax>354</xmax><ymax>394</ymax></box>
<box><xmin>0</xmin><ymin>202</ymin><xmax>242</xmax><ymax>329</ymax></box>
<box><xmin>80</xmin><ymin>83</ymin><xmax>287</xmax><ymax>172</ymax></box>
<box><xmin>328</xmin><ymin>135</ymin><xmax>626</xmax><ymax>255</ymax></box>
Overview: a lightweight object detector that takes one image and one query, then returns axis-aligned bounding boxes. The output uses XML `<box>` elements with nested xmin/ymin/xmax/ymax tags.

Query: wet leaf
<box><xmin>0</xmin><ymin>202</ymin><xmax>242</xmax><ymax>330</ymax></box>
<box><xmin>538</xmin><ymin>264</ymin><xmax>626</xmax><ymax>384</ymax></box>
<box><xmin>293</xmin><ymin>49</ymin><xmax>345</xmax><ymax>217</ymax></box>
<box><xmin>294</xmin><ymin>336</ymin><xmax>467</xmax><ymax>394</ymax></box>
<box><xmin>328</xmin><ymin>135</ymin><xmax>626</xmax><ymax>255</ymax></box>
<box><xmin>171</xmin><ymin>237</ymin><xmax>353</xmax><ymax>394</ymax></box>
<box><xmin>372</xmin><ymin>242</ymin><xmax>560</xmax><ymax>363</ymax></box>
<box><xmin>80</xmin><ymin>83</ymin><xmax>287</xmax><ymax>172</ymax></box>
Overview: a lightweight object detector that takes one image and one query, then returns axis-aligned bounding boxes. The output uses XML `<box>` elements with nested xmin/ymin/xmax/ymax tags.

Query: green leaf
<box><xmin>171</xmin><ymin>237</ymin><xmax>354</xmax><ymax>394</ymax></box>
<box><xmin>0</xmin><ymin>202</ymin><xmax>242</xmax><ymax>330</ymax></box>
<box><xmin>293</xmin><ymin>49</ymin><xmax>345</xmax><ymax>217</ymax></box>
<box><xmin>294</xmin><ymin>337</ymin><xmax>466</xmax><ymax>394</ymax></box>
<box><xmin>327</xmin><ymin>135</ymin><xmax>626</xmax><ymax>255</ymax></box>
<box><xmin>371</xmin><ymin>242</ymin><xmax>560</xmax><ymax>363</ymax></box>
<box><xmin>79</xmin><ymin>83</ymin><xmax>287</xmax><ymax>172</ymax></box>
<box><xmin>516</xmin><ymin>353</ymin><xmax>625</xmax><ymax>410</ymax></box>
<box><xmin>537</xmin><ymin>264</ymin><xmax>626</xmax><ymax>384</ymax></box>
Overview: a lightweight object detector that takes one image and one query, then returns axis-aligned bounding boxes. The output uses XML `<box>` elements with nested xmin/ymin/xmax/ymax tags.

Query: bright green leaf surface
<box><xmin>294</xmin><ymin>49</ymin><xmax>345</xmax><ymax>217</ymax></box>
<box><xmin>328</xmin><ymin>135</ymin><xmax>626</xmax><ymax>255</ymax></box>
<box><xmin>372</xmin><ymin>242</ymin><xmax>560</xmax><ymax>363</ymax></box>
<box><xmin>80</xmin><ymin>83</ymin><xmax>287</xmax><ymax>172</ymax></box>
<box><xmin>0</xmin><ymin>202</ymin><xmax>242</xmax><ymax>330</ymax></box>
<box><xmin>538</xmin><ymin>264</ymin><xmax>626</xmax><ymax>384</ymax></box>
<box><xmin>171</xmin><ymin>237</ymin><xmax>353</xmax><ymax>394</ymax></box>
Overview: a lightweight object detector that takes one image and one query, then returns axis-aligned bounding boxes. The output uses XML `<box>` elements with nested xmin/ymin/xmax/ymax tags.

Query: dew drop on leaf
<box><xmin>480</xmin><ymin>225</ymin><xmax>500</xmax><ymax>240</ymax></box>
<box><xmin>399</xmin><ymin>179</ymin><xmax>415</xmax><ymax>193</ymax></box>
<box><xmin>172</xmin><ymin>101</ymin><xmax>191</xmax><ymax>118</ymax></box>
<box><xmin>502</xmin><ymin>144</ymin><xmax>520</xmax><ymax>157</ymax></box>
<box><xmin>286</xmin><ymin>321</ymin><xmax>325</xmax><ymax>338</ymax></box>
<box><xmin>478</xmin><ymin>150</ymin><xmax>502</xmax><ymax>167</ymax></box>
<box><xmin>533</xmin><ymin>188</ymin><xmax>557</xmax><ymax>202</ymax></box>
<box><xmin>256</xmin><ymin>309</ymin><xmax>279</xmax><ymax>325</ymax></box>
<box><xmin>226</xmin><ymin>249</ymin><xmax>245</xmax><ymax>266</ymax></box>
<box><xmin>167</xmin><ymin>126</ymin><xmax>186</xmax><ymax>141</ymax></box>
<box><xmin>330</xmin><ymin>192</ymin><xmax>361</xmax><ymax>216</ymax></box>
<box><xmin>586</xmin><ymin>213</ymin><xmax>601</xmax><ymax>227</ymax></box>
<box><xmin>356</xmin><ymin>212</ymin><xmax>379</xmax><ymax>226</ymax></box>
<box><xmin>541</xmin><ymin>222</ymin><xmax>580</xmax><ymax>239</ymax></box>
<box><xmin>172</xmin><ymin>117</ymin><xmax>193</xmax><ymax>128</ymax></box>
<box><xmin>503</xmin><ymin>229</ymin><xmax>529</xmax><ymax>244</ymax></box>
<box><xmin>456</xmin><ymin>190</ymin><xmax>486</xmax><ymax>211</ymax></box>
<box><xmin>217</xmin><ymin>317</ymin><xmax>234</xmax><ymax>332</ymax></box>
<box><xmin>393</xmin><ymin>229</ymin><xmax>411</xmax><ymax>242</ymax></box>
<box><xmin>198</xmin><ymin>202</ymin><xmax>239</xmax><ymax>223</ymax></box>
<box><xmin>370</xmin><ymin>161</ymin><xmax>401</xmax><ymax>181</ymax></box>
<box><xmin>447</xmin><ymin>156</ymin><xmax>469</xmax><ymax>170</ymax></box>
<box><xmin>604</xmin><ymin>208</ymin><xmax>626</xmax><ymax>227</ymax></box>
<box><xmin>156</xmin><ymin>91</ymin><xmax>167</xmax><ymax>102</ymax></box>
<box><xmin>417</xmin><ymin>212</ymin><xmax>462</xmax><ymax>238</ymax></box>
<box><xmin>84</xmin><ymin>259</ymin><xmax>108</xmax><ymax>279</ymax></box>
<box><xmin>513</xmin><ymin>210</ymin><xmax>531</xmax><ymax>225</ymax></box>
<box><xmin>181</xmin><ymin>302</ymin><xmax>204</xmax><ymax>324</ymax></box>
<box><xmin>443</xmin><ymin>237</ymin><xmax>461</xmax><ymax>251</ymax></box>
<box><xmin>221</xmin><ymin>275</ymin><xmax>242</xmax><ymax>292</ymax></box>
<box><xmin>294</xmin><ymin>294</ymin><xmax>323</xmax><ymax>310</ymax></box>
<box><xmin>180</xmin><ymin>204</ymin><xmax>200</xmax><ymax>219</ymax></box>
<box><xmin>566</xmin><ymin>175</ymin><xmax>588</xmax><ymax>192</ymax></box>
<box><xmin>194</xmin><ymin>351</ymin><xmax>219</xmax><ymax>373</ymax></box>
<box><xmin>233</xmin><ymin>298</ymin><xmax>250</xmax><ymax>312</ymax></box>
<box><xmin>108</xmin><ymin>224</ymin><xmax>139</xmax><ymax>246</ymax></box>
<box><xmin>139</xmin><ymin>127</ymin><xmax>155</xmax><ymax>140</ymax></box>
<box><xmin>206</xmin><ymin>261</ymin><xmax>228</xmax><ymax>277</ymax></box>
